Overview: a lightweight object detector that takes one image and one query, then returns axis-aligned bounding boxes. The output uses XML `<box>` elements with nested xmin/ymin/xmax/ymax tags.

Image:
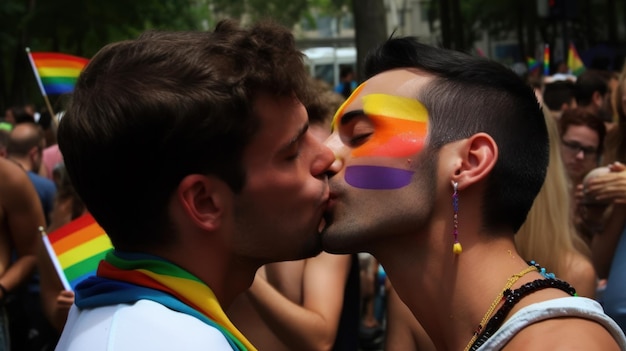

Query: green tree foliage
<box><xmin>1</xmin><ymin>0</ymin><xmax>352</xmax><ymax>109</ymax></box>
<box><xmin>1</xmin><ymin>0</ymin><xmax>209</xmax><ymax>110</ymax></box>
<box><xmin>208</xmin><ymin>0</ymin><xmax>348</xmax><ymax>29</ymax></box>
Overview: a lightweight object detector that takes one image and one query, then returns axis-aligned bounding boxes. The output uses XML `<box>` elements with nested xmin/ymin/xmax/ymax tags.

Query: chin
<box><xmin>320</xmin><ymin>228</ymin><xmax>360</xmax><ymax>255</ymax></box>
<box><xmin>288</xmin><ymin>234</ymin><xmax>323</xmax><ymax>260</ymax></box>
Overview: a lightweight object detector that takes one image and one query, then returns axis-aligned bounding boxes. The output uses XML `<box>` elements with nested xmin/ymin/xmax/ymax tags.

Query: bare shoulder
<box><xmin>0</xmin><ymin>158</ymin><xmax>34</xmax><ymax>201</ymax></box>
<box><xmin>504</xmin><ymin>317</ymin><xmax>622</xmax><ymax>350</ymax></box>
<box><xmin>0</xmin><ymin>158</ymin><xmax>27</xmax><ymax>188</ymax></box>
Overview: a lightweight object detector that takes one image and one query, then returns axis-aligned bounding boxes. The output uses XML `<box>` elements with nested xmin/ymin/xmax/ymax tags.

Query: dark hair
<box><xmin>37</xmin><ymin>110</ymin><xmax>53</xmax><ymax>130</ymax></box>
<box><xmin>575</xmin><ymin>69</ymin><xmax>610</xmax><ymax>106</ymax></box>
<box><xmin>559</xmin><ymin>107</ymin><xmax>607</xmax><ymax>157</ymax></box>
<box><xmin>11</xmin><ymin>106</ymin><xmax>35</xmax><ymax>124</ymax></box>
<box><xmin>53</xmin><ymin>163</ymin><xmax>86</xmax><ymax>220</ymax></box>
<box><xmin>58</xmin><ymin>20</ymin><xmax>310</xmax><ymax>251</ymax></box>
<box><xmin>543</xmin><ymin>81</ymin><xmax>576</xmax><ymax>111</ymax></box>
<box><xmin>339</xmin><ymin>65</ymin><xmax>354</xmax><ymax>80</ymax></box>
<box><xmin>364</xmin><ymin>37</ymin><xmax>548</xmax><ymax>233</ymax></box>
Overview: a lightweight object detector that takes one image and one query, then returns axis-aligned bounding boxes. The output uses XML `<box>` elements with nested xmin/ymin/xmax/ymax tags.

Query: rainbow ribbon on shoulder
<box><xmin>75</xmin><ymin>251</ymin><xmax>256</xmax><ymax>351</ymax></box>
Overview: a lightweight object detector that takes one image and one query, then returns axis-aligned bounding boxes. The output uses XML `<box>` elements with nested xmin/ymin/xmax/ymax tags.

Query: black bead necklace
<box><xmin>468</xmin><ymin>277</ymin><xmax>577</xmax><ymax>350</ymax></box>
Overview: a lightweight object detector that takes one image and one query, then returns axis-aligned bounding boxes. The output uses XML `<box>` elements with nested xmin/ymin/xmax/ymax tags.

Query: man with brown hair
<box><xmin>55</xmin><ymin>20</ymin><xmax>334</xmax><ymax>350</ymax></box>
<box><xmin>227</xmin><ymin>78</ymin><xmax>360</xmax><ymax>351</ymax></box>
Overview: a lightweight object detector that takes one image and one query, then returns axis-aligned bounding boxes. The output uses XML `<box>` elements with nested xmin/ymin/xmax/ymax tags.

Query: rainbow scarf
<box><xmin>75</xmin><ymin>251</ymin><xmax>256</xmax><ymax>351</ymax></box>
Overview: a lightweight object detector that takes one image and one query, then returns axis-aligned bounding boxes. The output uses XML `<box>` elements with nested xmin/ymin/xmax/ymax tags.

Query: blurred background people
<box><xmin>543</xmin><ymin>80</ymin><xmax>577</xmax><ymax>119</ymax></box>
<box><xmin>516</xmin><ymin>109</ymin><xmax>597</xmax><ymax>298</ymax></box>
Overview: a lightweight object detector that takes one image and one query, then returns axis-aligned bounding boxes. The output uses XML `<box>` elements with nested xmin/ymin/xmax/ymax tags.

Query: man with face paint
<box><xmin>322</xmin><ymin>37</ymin><xmax>626</xmax><ymax>350</ymax></box>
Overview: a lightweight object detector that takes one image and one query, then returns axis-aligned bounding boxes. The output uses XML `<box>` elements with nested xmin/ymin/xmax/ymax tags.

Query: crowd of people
<box><xmin>0</xmin><ymin>18</ymin><xmax>626</xmax><ymax>350</ymax></box>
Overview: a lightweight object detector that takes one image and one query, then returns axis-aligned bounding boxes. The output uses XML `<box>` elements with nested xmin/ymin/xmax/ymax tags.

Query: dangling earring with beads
<box><xmin>452</xmin><ymin>181</ymin><xmax>462</xmax><ymax>254</ymax></box>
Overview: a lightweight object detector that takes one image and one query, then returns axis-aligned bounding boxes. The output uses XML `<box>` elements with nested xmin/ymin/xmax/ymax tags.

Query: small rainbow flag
<box><xmin>41</xmin><ymin>213</ymin><xmax>113</xmax><ymax>290</ymax></box>
<box><xmin>527</xmin><ymin>57</ymin><xmax>540</xmax><ymax>72</ymax></box>
<box><xmin>568</xmin><ymin>42</ymin><xmax>586</xmax><ymax>77</ymax></box>
<box><xmin>543</xmin><ymin>44</ymin><xmax>550</xmax><ymax>76</ymax></box>
<box><xmin>26</xmin><ymin>49</ymin><xmax>88</xmax><ymax>96</ymax></box>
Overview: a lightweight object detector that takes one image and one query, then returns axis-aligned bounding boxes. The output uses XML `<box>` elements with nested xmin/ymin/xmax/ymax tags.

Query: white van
<box><xmin>302</xmin><ymin>47</ymin><xmax>356</xmax><ymax>87</ymax></box>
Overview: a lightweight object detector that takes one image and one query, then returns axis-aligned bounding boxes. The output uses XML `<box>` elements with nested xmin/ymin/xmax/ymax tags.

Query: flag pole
<box><xmin>25</xmin><ymin>48</ymin><xmax>56</xmax><ymax>118</ymax></box>
<box><xmin>39</xmin><ymin>226</ymin><xmax>72</xmax><ymax>291</ymax></box>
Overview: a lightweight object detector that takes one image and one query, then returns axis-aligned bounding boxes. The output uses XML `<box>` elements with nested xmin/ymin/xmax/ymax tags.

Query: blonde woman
<box><xmin>515</xmin><ymin>108</ymin><xmax>598</xmax><ymax>298</ymax></box>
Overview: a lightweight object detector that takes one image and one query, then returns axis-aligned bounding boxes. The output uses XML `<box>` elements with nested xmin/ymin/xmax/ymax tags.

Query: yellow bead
<box><xmin>453</xmin><ymin>242</ymin><xmax>463</xmax><ymax>254</ymax></box>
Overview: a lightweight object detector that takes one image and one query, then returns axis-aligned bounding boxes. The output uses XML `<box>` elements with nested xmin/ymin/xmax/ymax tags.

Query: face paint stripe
<box><xmin>331</xmin><ymin>82</ymin><xmax>367</xmax><ymax>130</ymax></box>
<box><xmin>345</xmin><ymin>165</ymin><xmax>413</xmax><ymax>190</ymax></box>
<box><xmin>352</xmin><ymin>118</ymin><xmax>427</xmax><ymax>158</ymax></box>
<box><xmin>362</xmin><ymin>94</ymin><xmax>428</xmax><ymax>123</ymax></box>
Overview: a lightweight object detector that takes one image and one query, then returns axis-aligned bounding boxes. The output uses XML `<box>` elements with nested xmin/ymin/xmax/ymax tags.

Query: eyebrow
<box><xmin>340</xmin><ymin>110</ymin><xmax>365</xmax><ymax>126</ymax></box>
<box><xmin>280</xmin><ymin>122</ymin><xmax>309</xmax><ymax>152</ymax></box>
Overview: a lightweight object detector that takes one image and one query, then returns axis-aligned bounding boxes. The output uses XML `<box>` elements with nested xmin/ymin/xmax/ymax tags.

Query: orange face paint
<box><xmin>352</xmin><ymin>94</ymin><xmax>429</xmax><ymax>158</ymax></box>
<box><xmin>332</xmin><ymin>89</ymin><xmax>431</xmax><ymax>190</ymax></box>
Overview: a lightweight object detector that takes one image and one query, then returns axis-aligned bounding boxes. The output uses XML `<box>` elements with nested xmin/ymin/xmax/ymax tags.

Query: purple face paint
<box><xmin>345</xmin><ymin>165</ymin><xmax>413</xmax><ymax>190</ymax></box>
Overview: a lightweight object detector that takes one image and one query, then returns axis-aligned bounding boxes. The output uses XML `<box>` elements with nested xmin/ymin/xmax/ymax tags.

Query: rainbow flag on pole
<box><xmin>41</xmin><ymin>213</ymin><xmax>113</xmax><ymax>290</ymax></box>
<box><xmin>26</xmin><ymin>49</ymin><xmax>88</xmax><ymax>96</ymax></box>
<box><xmin>567</xmin><ymin>42</ymin><xmax>586</xmax><ymax>77</ymax></box>
<box><xmin>527</xmin><ymin>57</ymin><xmax>540</xmax><ymax>72</ymax></box>
<box><xmin>543</xmin><ymin>44</ymin><xmax>550</xmax><ymax>76</ymax></box>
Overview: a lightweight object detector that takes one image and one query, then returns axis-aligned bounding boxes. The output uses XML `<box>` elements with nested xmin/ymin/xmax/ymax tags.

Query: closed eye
<box><xmin>281</xmin><ymin>123</ymin><xmax>308</xmax><ymax>161</ymax></box>
<box><xmin>349</xmin><ymin>132</ymin><xmax>372</xmax><ymax>147</ymax></box>
<box><xmin>339</xmin><ymin>111</ymin><xmax>374</xmax><ymax>148</ymax></box>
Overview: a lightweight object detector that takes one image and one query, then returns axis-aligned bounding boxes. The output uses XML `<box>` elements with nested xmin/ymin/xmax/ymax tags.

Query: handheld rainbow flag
<box><xmin>26</xmin><ymin>49</ymin><xmax>89</xmax><ymax>96</ymax></box>
<box><xmin>41</xmin><ymin>213</ymin><xmax>113</xmax><ymax>291</ymax></box>
<box><xmin>527</xmin><ymin>57</ymin><xmax>540</xmax><ymax>72</ymax></box>
<box><xmin>25</xmin><ymin>48</ymin><xmax>89</xmax><ymax>117</ymax></box>
<box><xmin>567</xmin><ymin>42</ymin><xmax>586</xmax><ymax>77</ymax></box>
<box><xmin>543</xmin><ymin>44</ymin><xmax>550</xmax><ymax>76</ymax></box>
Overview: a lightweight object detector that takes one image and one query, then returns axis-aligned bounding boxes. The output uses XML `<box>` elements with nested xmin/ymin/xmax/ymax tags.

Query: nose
<box><xmin>575</xmin><ymin>149</ymin><xmax>585</xmax><ymax>160</ymax></box>
<box><xmin>311</xmin><ymin>135</ymin><xmax>336</xmax><ymax>178</ymax></box>
<box><xmin>323</xmin><ymin>132</ymin><xmax>347</xmax><ymax>177</ymax></box>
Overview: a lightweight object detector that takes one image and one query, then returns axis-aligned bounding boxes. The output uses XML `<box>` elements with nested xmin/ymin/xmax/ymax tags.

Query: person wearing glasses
<box><xmin>558</xmin><ymin>107</ymin><xmax>607</xmax><ymax>246</ymax></box>
<box><xmin>559</xmin><ymin>108</ymin><xmax>607</xmax><ymax>187</ymax></box>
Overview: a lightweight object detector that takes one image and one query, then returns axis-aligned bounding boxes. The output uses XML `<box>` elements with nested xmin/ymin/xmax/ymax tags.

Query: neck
<box><xmin>375</xmin><ymin>231</ymin><xmax>539</xmax><ymax>351</ymax></box>
<box><xmin>8</xmin><ymin>156</ymin><xmax>32</xmax><ymax>172</ymax></box>
<box><xmin>149</xmin><ymin>245</ymin><xmax>258</xmax><ymax>309</ymax></box>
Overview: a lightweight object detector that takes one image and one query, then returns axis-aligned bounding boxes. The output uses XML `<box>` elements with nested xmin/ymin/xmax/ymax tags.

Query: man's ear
<box><xmin>592</xmin><ymin>91</ymin><xmax>604</xmax><ymax>109</ymax></box>
<box><xmin>176</xmin><ymin>175</ymin><xmax>228</xmax><ymax>231</ymax></box>
<box><xmin>28</xmin><ymin>146</ymin><xmax>39</xmax><ymax>159</ymax></box>
<box><xmin>451</xmin><ymin>133</ymin><xmax>498</xmax><ymax>190</ymax></box>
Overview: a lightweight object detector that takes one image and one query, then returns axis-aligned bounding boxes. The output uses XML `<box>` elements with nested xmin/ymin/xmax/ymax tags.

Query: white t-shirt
<box><xmin>56</xmin><ymin>300</ymin><xmax>235</xmax><ymax>350</ymax></box>
<box><xmin>476</xmin><ymin>297</ymin><xmax>626</xmax><ymax>350</ymax></box>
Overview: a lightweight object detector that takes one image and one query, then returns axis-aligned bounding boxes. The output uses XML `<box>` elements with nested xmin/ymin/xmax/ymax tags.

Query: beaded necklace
<box><xmin>462</xmin><ymin>265</ymin><xmax>538</xmax><ymax>351</ymax></box>
<box><xmin>467</xmin><ymin>269</ymin><xmax>577</xmax><ymax>350</ymax></box>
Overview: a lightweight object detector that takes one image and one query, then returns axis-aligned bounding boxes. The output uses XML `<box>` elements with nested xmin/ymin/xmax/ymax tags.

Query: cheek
<box><xmin>345</xmin><ymin>165</ymin><xmax>414</xmax><ymax>190</ymax></box>
<box><xmin>352</xmin><ymin>118</ymin><xmax>427</xmax><ymax>158</ymax></box>
<box><xmin>345</xmin><ymin>118</ymin><xmax>425</xmax><ymax>190</ymax></box>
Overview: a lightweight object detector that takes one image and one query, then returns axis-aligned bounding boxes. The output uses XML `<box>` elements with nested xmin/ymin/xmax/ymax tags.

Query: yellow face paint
<box><xmin>363</xmin><ymin>94</ymin><xmax>428</xmax><ymax>123</ymax></box>
<box><xmin>351</xmin><ymin>94</ymin><xmax>429</xmax><ymax>158</ymax></box>
<box><xmin>331</xmin><ymin>82</ymin><xmax>367</xmax><ymax>130</ymax></box>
